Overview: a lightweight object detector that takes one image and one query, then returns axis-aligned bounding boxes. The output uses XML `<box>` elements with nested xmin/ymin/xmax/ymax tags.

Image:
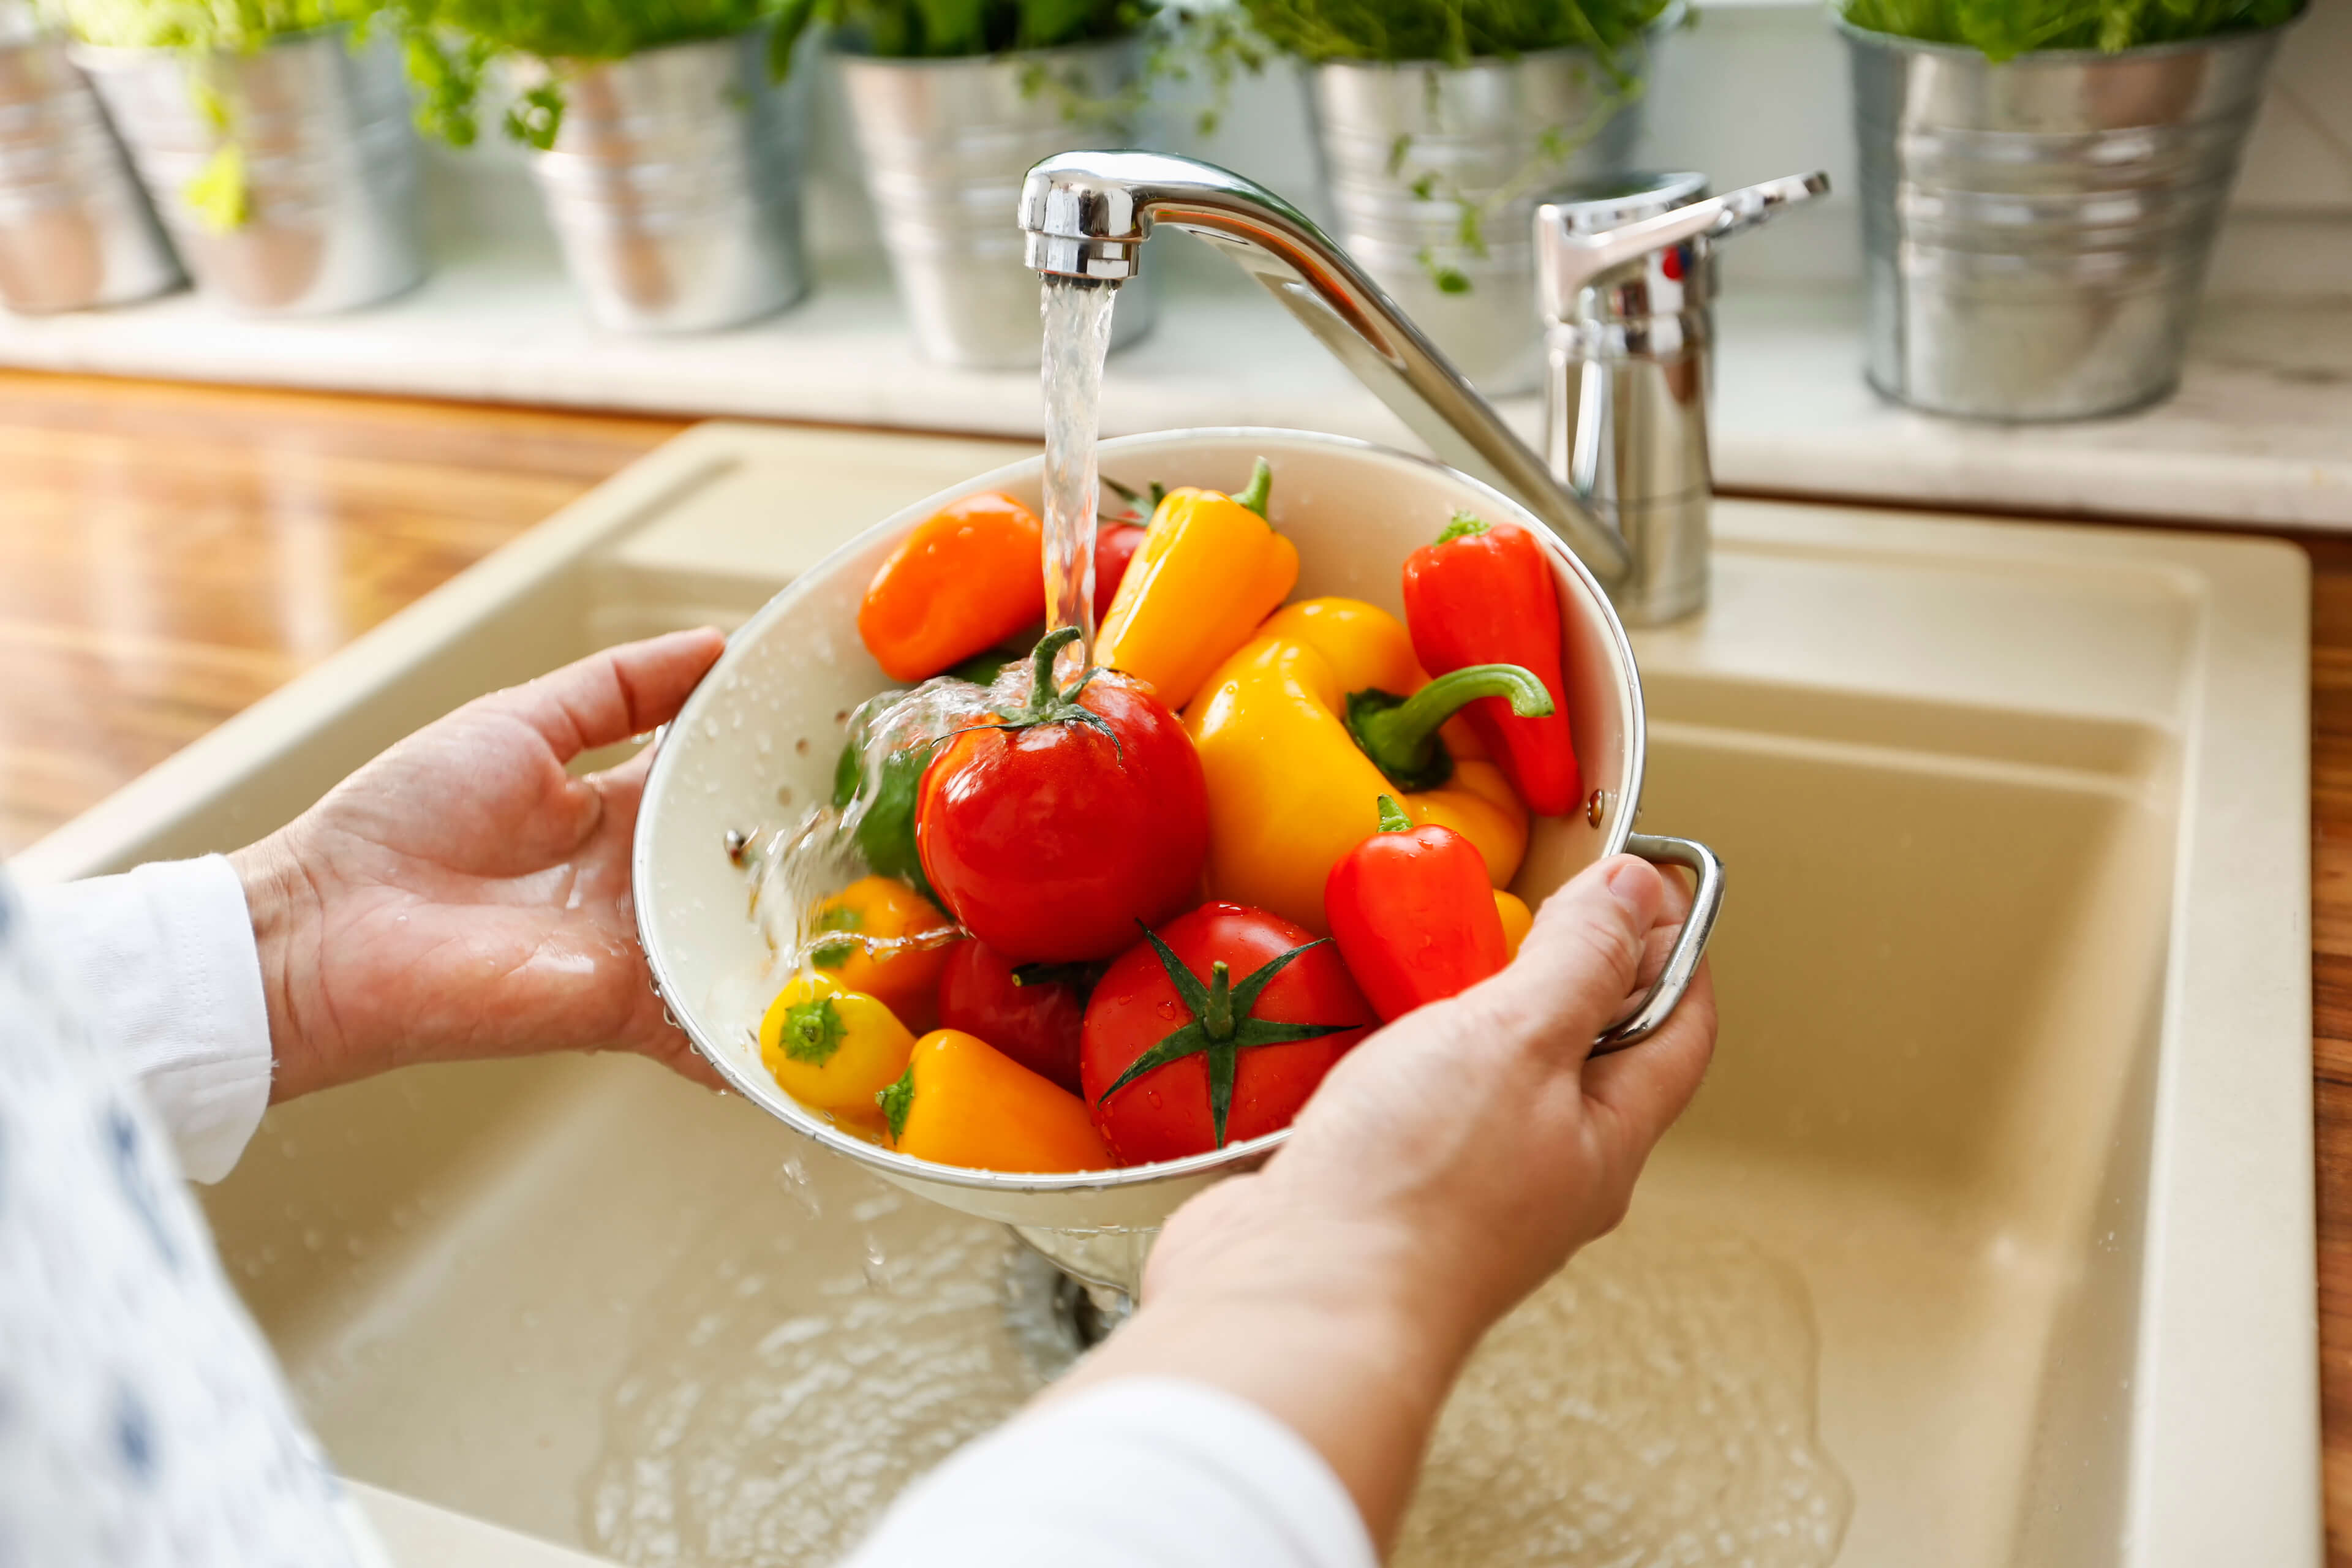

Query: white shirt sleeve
<box><xmin>843</xmin><ymin>1377</ymin><xmax>1377</xmax><ymax>1568</ymax></box>
<box><xmin>20</xmin><ymin>856</ymin><xmax>273</xmax><ymax>1183</ymax></box>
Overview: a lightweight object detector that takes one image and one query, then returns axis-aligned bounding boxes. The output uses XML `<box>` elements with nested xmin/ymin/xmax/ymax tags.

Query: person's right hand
<box><xmin>1058</xmin><ymin>853</ymin><xmax>1717</xmax><ymax>1551</ymax></box>
<box><xmin>1157</xmin><ymin>852</ymin><xmax>1714</xmax><ymax>1343</ymax></box>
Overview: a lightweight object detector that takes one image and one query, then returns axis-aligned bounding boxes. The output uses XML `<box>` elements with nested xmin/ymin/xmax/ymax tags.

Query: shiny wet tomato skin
<box><xmin>916</xmin><ymin>669</ymin><xmax>1208</xmax><ymax>965</ymax></box>
<box><xmin>1080</xmin><ymin>902</ymin><xmax>1374</xmax><ymax>1164</ymax></box>
<box><xmin>935</xmin><ymin>940</ymin><xmax>1090</xmax><ymax>1095</ymax></box>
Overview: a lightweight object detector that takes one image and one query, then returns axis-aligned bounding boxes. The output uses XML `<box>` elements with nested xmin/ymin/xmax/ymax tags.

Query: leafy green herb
<box><xmin>183</xmin><ymin>142</ymin><xmax>250</xmax><ymax>232</ymax></box>
<box><xmin>1840</xmin><ymin>0</ymin><xmax>2299</xmax><ymax>58</ymax></box>
<box><xmin>823</xmin><ymin>0</ymin><xmax>1140</xmax><ymax>59</ymax></box>
<box><xmin>46</xmin><ymin>0</ymin><xmax>371</xmax><ymax>51</ymax></box>
<box><xmin>386</xmin><ymin>0</ymin><xmax>818</xmax><ymax>146</ymax></box>
<box><xmin>1235</xmin><ymin>0</ymin><xmax>1668</xmax><ymax>66</ymax></box>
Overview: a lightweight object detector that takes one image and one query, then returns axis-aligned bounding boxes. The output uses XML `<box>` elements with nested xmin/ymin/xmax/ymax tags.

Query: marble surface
<box><xmin>3</xmin><ymin>233</ymin><xmax>2347</xmax><ymax>532</ymax></box>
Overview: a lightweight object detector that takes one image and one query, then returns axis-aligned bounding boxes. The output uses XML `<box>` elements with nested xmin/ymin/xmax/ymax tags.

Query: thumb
<box><xmin>1469</xmin><ymin>855</ymin><xmax>1665</xmax><ymax>1067</ymax></box>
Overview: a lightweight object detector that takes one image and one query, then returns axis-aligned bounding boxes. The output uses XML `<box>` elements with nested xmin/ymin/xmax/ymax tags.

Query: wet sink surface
<box><xmin>21</xmin><ymin>425</ymin><xmax>2316</xmax><ymax>1567</ymax></box>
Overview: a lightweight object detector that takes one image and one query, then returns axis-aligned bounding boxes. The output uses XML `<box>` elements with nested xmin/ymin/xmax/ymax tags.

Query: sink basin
<box><xmin>17</xmin><ymin>423</ymin><xmax>2316</xmax><ymax>1567</ymax></box>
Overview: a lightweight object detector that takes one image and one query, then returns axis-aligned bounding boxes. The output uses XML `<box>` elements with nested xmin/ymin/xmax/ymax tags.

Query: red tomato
<box><xmin>917</xmin><ymin>627</ymin><xmax>1208</xmax><ymax>964</ymax></box>
<box><xmin>1081</xmin><ymin>902</ymin><xmax>1374</xmax><ymax>1164</ymax></box>
<box><xmin>1093</xmin><ymin>522</ymin><xmax>1147</xmax><ymax>623</ymax></box>
<box><xmin>936</xmin><ymin>941</ymin><xmax>1095</xmax><ymax>1095</ymax></box>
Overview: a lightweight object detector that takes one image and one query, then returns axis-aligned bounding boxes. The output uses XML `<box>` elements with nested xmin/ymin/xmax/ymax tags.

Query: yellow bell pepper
<box><xmin>1096</xmin><ymin>458</ymin><xmax>1299</xmax><ymax>711</ymax></box>
<box><xmin>1184</xmin><ymin>597</ymin><xmax>1542</xmax><ymax>933</ymax></box>
<box><xmin>761</xmin><ymin>973</ymin><xmax>915</xmax><ymax>1130</ymax></box>
<box><xmin>806</xmin><ymin>875</ymin><xmax>956</xmax><ymax>1034</ymax></box>
<box><xmin>878</xmin><ymin>1030</ymin><xmax>1114</xmax><ymax>1173</ymax></box>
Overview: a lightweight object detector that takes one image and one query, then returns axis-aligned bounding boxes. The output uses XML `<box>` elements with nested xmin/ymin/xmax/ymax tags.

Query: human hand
<box><xmin>1061</xmin><ymin>854</ymin><xmax>1716</xmax><ymax>1548</ymax></box>
<box><xmin>231</xmin><ymin>628</ymin><xmax>727</xmax><ymax>1101</ymax></box>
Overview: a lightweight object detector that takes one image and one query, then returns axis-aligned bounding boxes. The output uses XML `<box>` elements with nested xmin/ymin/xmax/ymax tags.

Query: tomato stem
<box><xmin>1096</xmin><ymin>924</ymin><xmax>1359</xmax><ymax>1148</ymax></box>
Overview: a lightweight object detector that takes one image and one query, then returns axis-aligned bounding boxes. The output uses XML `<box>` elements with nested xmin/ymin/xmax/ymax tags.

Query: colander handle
<box><xmin>1590</xmin><ymin>834</ymin><xmax>1724</xmax><ymax>1056</ymax></box>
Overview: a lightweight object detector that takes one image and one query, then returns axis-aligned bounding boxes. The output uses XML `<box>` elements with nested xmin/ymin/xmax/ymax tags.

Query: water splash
<box><xmin>582</xmin><ymin>1208</ymin><xmax>1848</xmax><ymax>1568</ymax></box>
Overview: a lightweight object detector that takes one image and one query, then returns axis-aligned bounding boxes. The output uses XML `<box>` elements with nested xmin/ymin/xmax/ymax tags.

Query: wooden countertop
<box><xmin>2</xmin><ymin>369</ymin><xmax>2344</xmax><ymax>1560</ymax></box>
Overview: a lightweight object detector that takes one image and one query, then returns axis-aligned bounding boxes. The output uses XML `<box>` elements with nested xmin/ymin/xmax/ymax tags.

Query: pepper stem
<box><xmin>1375</xmin><ymin>794</ymin><xmax>1413</xmax><ymax>833</ymax></box>
<box><xmin>1346</xmin><ymin>663</ymin><xmax>1555</xmax><ymax>793</ymax></box>
<box><xmin>1434</xmin><ymin>510</ymin><xmax>1490</xmax><ymax>544</ymax></box>
<box><xmin>876</xmin><ymin>1065</ymin><xmax>914</xmax><ymax>1141</ymax></box>
<box><xmin>1232</xmin><ymin>458</ymin><xmax>1273</xmax><ymax>519</ymax></box>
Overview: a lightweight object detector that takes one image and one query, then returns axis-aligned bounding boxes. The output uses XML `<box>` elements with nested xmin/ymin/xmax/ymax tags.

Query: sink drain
<box><xmin>1002</xmin><ymin>1245</ymin><xmax>1133</xmax><ymax>1374</ymax></box>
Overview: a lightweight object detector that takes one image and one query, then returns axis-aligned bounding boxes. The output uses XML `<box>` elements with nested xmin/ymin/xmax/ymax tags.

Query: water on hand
<box><xmin>1039</xmin><ymin>276</ymin><xmax>1120</xmax><ymax>665</ymax></box>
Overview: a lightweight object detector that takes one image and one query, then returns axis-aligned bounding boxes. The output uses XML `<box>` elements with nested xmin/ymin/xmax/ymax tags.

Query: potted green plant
<box><xmin>394</xmin><ymin>0</ymin><xmax>818</xmax><ymax>331</ymax></box>
<box><xmin>1239</xmin><ymin>0</ymin><xmax>1671</xmax><ymax>393</ymax></box>
<box><xmin>827</xmin><ymin>0</ymin><xmax>1161</xmax><ymax>368</ymax></box>
<box><xmin>1838</xmin><ymin>0</ymin><xmax>2302</xmax><ymax>419</ymax></box>
<box><xmin>51</xmin><ymin>0</ymin><xmax>426</xmax><ymax>314</ymax></box>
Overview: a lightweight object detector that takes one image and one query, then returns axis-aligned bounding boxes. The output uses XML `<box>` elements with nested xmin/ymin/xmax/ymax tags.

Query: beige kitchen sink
<box><xmin>17</xmin><ymin>424</ymin><xmax>2316</xmax><ymax>1567</ymax></box>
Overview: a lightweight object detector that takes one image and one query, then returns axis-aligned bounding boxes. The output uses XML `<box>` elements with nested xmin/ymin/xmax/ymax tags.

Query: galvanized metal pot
<box><xmin>1308</xmin><ymin>43</ymin><xmax>1650</xmax><ymax>395</ymax></box>
<box><xmin>0</xmin><ymin>26</ymin><xmax>180</xmax><ymax>312</ymax></box>
<box><xmin>839</xmin><ymin>39</ymin><xmax>1156</xmax><ymax>369</ymax></box>
<box><xmin>1844</xmin><ymin>20</ymin><xmax>2287</xmax><ymax>421</ymax></box>
<box><xmin>526</xmin><ymin>29</ymin><xmax>811</xmax><ymax>334</ymax></box>
<box><xmin>74</xmin><ymin>28</ymin><xmax>423</xmax><ymax>316</ymax></box>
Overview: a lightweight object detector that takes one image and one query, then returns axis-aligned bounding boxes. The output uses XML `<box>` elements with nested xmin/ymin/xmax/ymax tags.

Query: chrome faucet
<box><xmin>1017</xmin><ymin>151</ymin><xmax>1826</xmax><ymax>623</ymax></box>
<box><xmin>1537</xmin><ymin>171</ymin><xmax>1829</xmax><ymax>622</ymax></box>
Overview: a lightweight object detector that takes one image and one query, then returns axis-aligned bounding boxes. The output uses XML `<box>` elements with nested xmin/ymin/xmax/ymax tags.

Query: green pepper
<box><xmin>832</xmin><ymin>736</ymin><xmax>941</xmax><ymax>902</ymax></box>
<box><xmin>944</xmin><ymin>624</ymin><xmax>1046</xmax><ymax>687</ymax></box>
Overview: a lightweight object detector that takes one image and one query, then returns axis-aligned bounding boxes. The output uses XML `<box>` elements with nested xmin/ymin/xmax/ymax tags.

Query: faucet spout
<box><xmin>1017</xmin><ymin>150</ymin><xmax>1634</xmax><ymax>589</ymax></box>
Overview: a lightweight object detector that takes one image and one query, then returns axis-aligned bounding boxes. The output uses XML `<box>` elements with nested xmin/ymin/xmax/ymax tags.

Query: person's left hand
<box><xmin>231</xmin><ymin>628</ymin><xmax>728</xmax><ymax>1100</ymax></box>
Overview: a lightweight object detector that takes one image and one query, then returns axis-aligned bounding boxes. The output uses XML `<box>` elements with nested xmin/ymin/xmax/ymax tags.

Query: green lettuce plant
<box><xmin>1840</xmin><ymin>0</ymin><xmax>2298</xmax><ymax>58</ymax></box>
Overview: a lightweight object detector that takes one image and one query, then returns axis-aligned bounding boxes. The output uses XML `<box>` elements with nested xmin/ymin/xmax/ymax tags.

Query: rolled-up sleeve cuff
<box><xmin>25</xmin><ymin>856</ymin><xmax>273</xmax><ymax>1182</ymax></box>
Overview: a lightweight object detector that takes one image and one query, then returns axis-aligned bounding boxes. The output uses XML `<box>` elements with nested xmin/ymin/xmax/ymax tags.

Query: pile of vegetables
<box><xmin>760</xmin><ymin>457</ymin><xmax>1582</xmax><ymax>1174</ymax></box>
<box><xmin>1839</xmin><ymin>0</ymin><xmax>2297</xmax><ymax>58</ymax></box>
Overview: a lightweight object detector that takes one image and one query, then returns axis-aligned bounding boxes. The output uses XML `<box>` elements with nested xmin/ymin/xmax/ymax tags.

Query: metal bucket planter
<box><xmin>1308</xmin><ymin>44</ymin><xmax>1650</xmax><ymax>394</ymax></box>
<box><xmin>74</xmin><ymin>28</ymin><xmax>423</xmax><ymax>315</ymax></box>
<box><xmin>0</xmin><ymin>27</ymin><xmax>180</xmax><ymax>312</ymax></box>
<box><xmin>1844</xmin><ymin>20</ymin><xmax>2288</xmax><ymax>421</ymax></box>
<box><xmin>840</xmin><ymin>38</ymin><xmax>1157</xmax><ymax>369</ymax></box>
<box><xmin>526</xmin><ymin>29</ymin><xmax>812</xmax><ymax>334</ymax></box>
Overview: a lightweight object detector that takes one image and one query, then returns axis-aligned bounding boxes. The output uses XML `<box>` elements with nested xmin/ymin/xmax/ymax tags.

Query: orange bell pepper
<box><xmin>1494</xmin><ymin>890</ymin><xmax>1533</xmax><ymax>960</ymax></box>
<box><xmin>1096</xmin><ymin>458</ymin><xmax>1298</xmax><ymax>710</ymax></box>
<box><xmin>806</xmin><ymin>875</ymin><xmax>957</xmax><ymax>1033</ymax></box>
<box><xmin>878</xmin><ymin>1030</ymin><xmax>1113</xmax><ymax>1173</ymax></box>
<box><xmin>859</xmin><ymin>492</ymin><xmax>1045</xmax><ymax>683</ymax></box>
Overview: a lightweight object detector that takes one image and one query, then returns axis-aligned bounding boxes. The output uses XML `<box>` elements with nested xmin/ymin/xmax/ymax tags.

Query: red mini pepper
<box><xmin>1401</xmin><ymin>513</ymin><xmax>1580</xmax><ymax>815</ymax></box>
<box><xmin>1325</xmin><ymin>795</ymin><xmax>1511</xmax><ymax>1022</ymax></box>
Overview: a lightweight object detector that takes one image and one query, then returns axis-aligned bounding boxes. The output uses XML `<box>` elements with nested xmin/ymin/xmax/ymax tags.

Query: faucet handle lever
<box><xmin>1537</xmin><ymin>171</ymin><xmax>1830</xmax><ymax>312</ymax></box>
